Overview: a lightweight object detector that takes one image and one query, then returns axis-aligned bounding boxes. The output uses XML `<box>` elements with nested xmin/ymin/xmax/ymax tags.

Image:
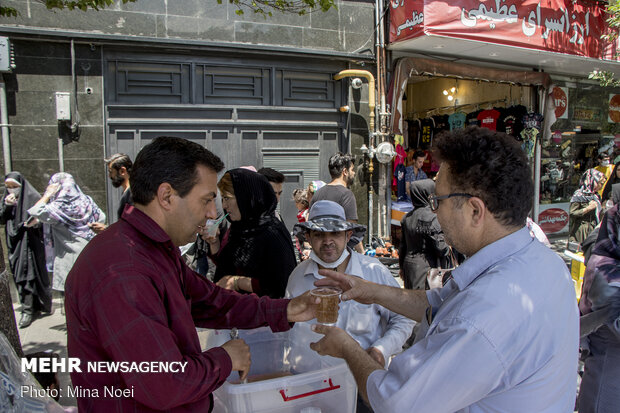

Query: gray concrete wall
<box><xmin>0</xmin><ymin>0</ymin><xmax>375</xmax><ymax>55</ymax></box>
<box><xmin>0</xmin><ymin>40</ymin><xmax>106</xmax><ymax>210</ymax></box>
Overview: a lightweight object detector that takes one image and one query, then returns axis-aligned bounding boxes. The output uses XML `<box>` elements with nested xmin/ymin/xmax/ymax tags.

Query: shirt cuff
<box><xmin>369</xmin><ymin>343</ymin><xmax>389</xmax><ymax>368</ymax></box>
<box><xmin>263</xmin><ymin>297</ymin><xmax>293</xmax><ymax>332</ymax></box>
<box><xmin>204</xmin><ymin>346</ymin><xmax>233</xmax><ymax>384</ymax></box>
<box><xmin>426</xmin><ymin>289</ymin><xmax>442</xmax><ymax>308</ymax></box>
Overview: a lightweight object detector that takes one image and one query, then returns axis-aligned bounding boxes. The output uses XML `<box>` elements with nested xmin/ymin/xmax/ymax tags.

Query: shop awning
<box><xmin>389</xmin><ymin>57</ymin><xmax>552</xmax><ymax>134</ymax></box>
<box><xmin>388</xmin><ymin>0</ymin><xmax>620</xmax><ymax>134</ymax></box>
<box><xmin>389</xmin><ymin>0</ymin><xmax>619</xmax><ymax>80</ymax></box>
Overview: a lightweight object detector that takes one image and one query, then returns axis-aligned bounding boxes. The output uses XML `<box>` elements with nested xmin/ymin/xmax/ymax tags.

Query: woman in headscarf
<box><xmin>576</xmin><ymin>204</ymin><xmax>620</xmax><ymax>412</ymax></box>
<box><xmin>28</xmin><ymin>172</ymin><xmax>105</xmax><ymax>293</ymax></box>
<box><xmin>569</xmin><ymin>168</ymin><xmax>606</xmax><ymax>245</ymax></box>
<box><xmin>0</xmin><ymin>172</ymin><xmax>52</xmax><ymax>328</ymax></box>
<box><xmin>206</xmin><ymin>168</ymin><xmax>296</xmax><ymax>298</ymax></box>
<box><xmin>398</xmin><ymin>179</ymin><xmax>451</xmax><ymax>290</ymax></box>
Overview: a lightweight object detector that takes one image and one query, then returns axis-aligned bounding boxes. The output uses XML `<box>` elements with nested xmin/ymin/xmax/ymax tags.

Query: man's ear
<box><xmin>118</xmin><ymin>167</ymin><xmax>128</xmax><ymax>177</ymax></box>
<box><xmin>346</xmin><ymin>229</ymin><xmax>353</xmax><ymax>242</ymax></box>
<box><xmin>156</xmin><ymin>183</ymin><xmax>175</xmax><ymax>211</ymax></box>
<box><xmin>468</xmin><ymin>197</ymin><xmax>486</xmax><ymax>227</ymax></box>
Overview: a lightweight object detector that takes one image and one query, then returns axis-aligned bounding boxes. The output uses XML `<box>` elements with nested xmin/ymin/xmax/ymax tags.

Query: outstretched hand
<box><xmin>309</xmin><ymin>324</ymin><xmax>358</xmax><ymax>360</ymax></box>
<box><xmin>287</xmin><ymin>291</ymin><xmax>320</xmax><ymax>323</ymax></box>
<box><xmin>315</xmin><ymin>269</ymin><xmax>376</xmax><ymax>305</ymax></box>
<box><xmin>88</xmin><ymin>222</ymin><xmax>107</xmax><ymax>234</ymax></box>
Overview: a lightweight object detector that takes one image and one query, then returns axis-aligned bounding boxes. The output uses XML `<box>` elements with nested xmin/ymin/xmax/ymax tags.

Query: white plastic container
<box><xmin>212</xmin><ymin>327</ymin><xmax>356</xmax><ymax>413</ymax></box>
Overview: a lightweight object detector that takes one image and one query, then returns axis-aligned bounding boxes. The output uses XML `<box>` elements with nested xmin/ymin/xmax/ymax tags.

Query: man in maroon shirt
<box><xmin>65</xmin><ymin>136</ymin><xmax>318</xmax><ymax>412</ymax></box>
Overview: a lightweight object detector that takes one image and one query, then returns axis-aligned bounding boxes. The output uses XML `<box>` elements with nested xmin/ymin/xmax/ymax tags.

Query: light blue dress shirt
<box><xmin>286</xmin><ymin>250</ymin><xmax>414</xmax><ymax>366</ymax></box>
<box><xmin>367</xmin><ymin>227</ymin><xmax>579</xmax><ymax>412</ymax></box>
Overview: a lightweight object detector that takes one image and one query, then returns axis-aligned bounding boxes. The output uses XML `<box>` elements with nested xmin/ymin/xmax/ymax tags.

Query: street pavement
<box><xmin>11</xmin><ymin>285</ymin><xmax>77</xmax><ymax>407</ymax></box>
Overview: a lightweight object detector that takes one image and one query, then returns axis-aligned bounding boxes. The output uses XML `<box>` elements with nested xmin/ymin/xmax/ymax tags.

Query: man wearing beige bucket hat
<box><xmin>286</xmin><ymin>200</ymin><xmax>414</xmax><ymax>411</ymax></box>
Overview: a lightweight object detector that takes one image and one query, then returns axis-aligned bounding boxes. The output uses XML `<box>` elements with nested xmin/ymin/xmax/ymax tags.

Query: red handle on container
<box><xmin>279</xmin><ymin>378</ymin><xmax>340</xmax><ymax>402</ymax></box>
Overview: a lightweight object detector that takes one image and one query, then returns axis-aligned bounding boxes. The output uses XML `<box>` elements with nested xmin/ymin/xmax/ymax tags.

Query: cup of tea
<box><xmin>310</xmin><ymin>287</ymin><xmax>342</xmax><ymax>325</ymax></box>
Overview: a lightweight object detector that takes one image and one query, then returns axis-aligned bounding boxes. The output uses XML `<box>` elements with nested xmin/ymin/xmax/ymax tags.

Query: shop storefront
<box><xmin>387</xmin><ymin>0</ymin><xmax>620</xmax><ymax>237</ymax></box>
<box><xmin>538</xmin><ymin>79</ymin><xmax>620</xmax><ymax>235</ymax></box>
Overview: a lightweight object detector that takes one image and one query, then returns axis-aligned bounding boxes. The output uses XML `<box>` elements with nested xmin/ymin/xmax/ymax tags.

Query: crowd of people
<box><xmin>2</xmin><ymin>125</ymin><xmax>619</xmax><ymax>412</ymax></box>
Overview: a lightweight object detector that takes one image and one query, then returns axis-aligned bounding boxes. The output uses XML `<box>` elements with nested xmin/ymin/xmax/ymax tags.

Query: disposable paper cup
<box><xmin>426</xmin><ymin>267</ymin><xmax>456</xmax><ymax>289</ymax></box>
<box><xmin>205</xmin><ymin>219</ymin><xmax>219</xmax><ymax>237</ymax></box>
<box><xmin>310</xmin><ymin>287</ymin><xmax>342</xmax><ymax>325</ymax></box>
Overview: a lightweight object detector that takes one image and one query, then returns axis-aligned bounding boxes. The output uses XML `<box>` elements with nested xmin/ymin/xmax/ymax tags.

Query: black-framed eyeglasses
<box><xmin>428</xmin><ymin>193</ymin><xmax>473</xmax><ymax>212</ymax></box>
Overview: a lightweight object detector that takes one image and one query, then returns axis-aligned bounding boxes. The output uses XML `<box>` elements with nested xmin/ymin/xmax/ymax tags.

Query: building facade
<box><xmin>0</xmin><ymin>0</ymin><xmax>377</xmax><ymax>230</ymax></box>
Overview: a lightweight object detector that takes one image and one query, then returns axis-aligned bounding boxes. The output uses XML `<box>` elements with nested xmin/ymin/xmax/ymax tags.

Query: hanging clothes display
<box><xmin>419</xmin><ymin>118</ymin><xmax>434</xmax><ymax>149</ymax></box>
<box><xmin>477</xmin><ymin>108</ymin><xmax>501</xmax><ymax>130</ymax></box>
<box><xmin>448</xmin><ymin>111</ymin><xmax>466</xmax><ymax>130</ymax></box>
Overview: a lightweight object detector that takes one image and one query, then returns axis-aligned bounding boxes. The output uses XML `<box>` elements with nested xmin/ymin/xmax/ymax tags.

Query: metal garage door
<box><xmin>104</xmin><ymin>50</ymin><xmax>346</xmax><ymax>228</ymax></box>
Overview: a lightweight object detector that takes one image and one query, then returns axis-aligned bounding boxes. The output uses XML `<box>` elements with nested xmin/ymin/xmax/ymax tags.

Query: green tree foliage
<box><xmin>0</xmin><ymin>0</ymin><xmax>335</xmax><ymax>17</ymax></box>
<box><xmin>589</xmin><ymin>0</ymin><xmax>620</xmax><ymax>87</ymax></box>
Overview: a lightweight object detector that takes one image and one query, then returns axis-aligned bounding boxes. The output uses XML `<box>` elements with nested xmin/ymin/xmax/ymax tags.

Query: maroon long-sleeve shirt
<box><xmin>65</xmin><ymin>206</ymin><xmax>291</xmax><ymax>412</ymax></box>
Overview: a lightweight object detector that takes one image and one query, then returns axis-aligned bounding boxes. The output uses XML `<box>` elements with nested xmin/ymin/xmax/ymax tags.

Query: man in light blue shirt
<box><xmin>309</xmin><ymin>126</ymin><xmax>579</xmax><ymax>413</ymax></box>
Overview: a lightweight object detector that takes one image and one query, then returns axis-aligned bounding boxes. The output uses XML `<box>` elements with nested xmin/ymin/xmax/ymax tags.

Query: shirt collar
<box><xmin>121</xmin><ymin>205</ymin><xmax>172</xmax><ymax>244</ymax></box>
<box><xmin>305</xmin><ymin>248</ymin><xmax>362</xmax><ymax>280</ymax></box>
<box><xmin>451</xmin><ymin>226</ymin><xmax>532</xmax><ymax>291</ymax></box>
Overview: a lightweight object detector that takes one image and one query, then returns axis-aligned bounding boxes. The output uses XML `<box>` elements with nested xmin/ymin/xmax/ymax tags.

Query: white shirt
<box><xmin>366</xmin><ymin>227</ymin><xmax>579</xmax><ymax>413</ymax></box>
<box><xmin>285</xmin><ymin>250</ymin><xmax>414</xmax><ymax>365</ymax></box>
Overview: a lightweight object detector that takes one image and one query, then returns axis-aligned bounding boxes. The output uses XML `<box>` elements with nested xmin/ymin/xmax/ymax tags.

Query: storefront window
<box><xmin>538</xmin><ymin>79</ymin><xmax>620</xmax><ymax>235</ymax></box>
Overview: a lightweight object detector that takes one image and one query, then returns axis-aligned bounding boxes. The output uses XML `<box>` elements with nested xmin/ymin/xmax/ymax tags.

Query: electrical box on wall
<box><xmin>0</xmin><ymin>37</ymin><xmax>14</xmax><ymax>72</ymax></box>
<box><xmin>55</xmin><ymin>92</ymin><xmax>71</xmax><ymax>120</ymax></box>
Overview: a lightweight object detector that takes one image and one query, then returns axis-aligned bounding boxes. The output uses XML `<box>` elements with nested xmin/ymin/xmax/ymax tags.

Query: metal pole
<box><xmin>533</xmin><ymin>86</ymin><xmax>546</xmax><ymax>223</ymax></box>
<box><xmin>0</xmin><ymin>78</ymin><xmax>11</xmax><ymax>174</ymax></box>
<box><xmin>58</xmin><ymin>136</ymin><xmax>64</xmax><ymax>172</ymax></box>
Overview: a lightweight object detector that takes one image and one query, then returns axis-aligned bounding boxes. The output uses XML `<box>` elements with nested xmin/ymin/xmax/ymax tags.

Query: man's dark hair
<box><xmin>130</xmin><ymin>136</ymin><xmax>224</xmax><ymax>205</ymax></box>
<box><xmin>104</xmin><ymin>153</ymin><xmax>133</xmax><ymax>173</ymax></box>
<box><xmin>328</xmin><ymin>152</ymin><xmax>354</xmax><ymax>179</ymax></box>
<box><xmin>413</xmin><ymin>150</ymin><xmax>426</xmax><ymax>160</ymax></box>
<box><xmin>257</xmin><ymin>167</ymin><xmax>285</xmax><ymax>184</ymax></box>
<box><xmin>434</xmin><ymin>126</ymin><xmax>533</xmax><ymax>227</ymax></box>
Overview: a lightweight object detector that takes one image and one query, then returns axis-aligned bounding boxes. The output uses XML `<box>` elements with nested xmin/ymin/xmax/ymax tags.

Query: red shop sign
<box><xmin>553</xmin><ymin>86</ymin><xmax>568</xmax><ymax>119</ymax></box>
<box><xmin>538</xmin><ymin>208</ymin><xmax>569</xmax><ymax>233</ymax></box>
<box><xmin>389</xmin><ymin>0</ymin><xmax>613</xmax><ymax>60</ymax></box>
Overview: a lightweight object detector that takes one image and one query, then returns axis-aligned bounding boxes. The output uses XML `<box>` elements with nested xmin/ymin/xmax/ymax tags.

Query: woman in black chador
<box><xmin>209</xmin><ymin>168</ymin><xmax>296</xmax><ymax>298</ymax></box>
<box><xmin>399</xmin><ymin>179</ymin><xmax>451</xmax><ymax>290</ymax></box>
<box><xmin>0</xmin><ymin>172</ymin><xmax>51</xmax><ymax>328</ymax></box>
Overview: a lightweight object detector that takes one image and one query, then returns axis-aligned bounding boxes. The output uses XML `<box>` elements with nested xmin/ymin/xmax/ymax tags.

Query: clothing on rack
<box><xmin>478</xmin><ymin>109</ymin><xmax>501</xmax><ymax>131</ymax></box>
<box><xmin>419</xmin><ymin>118</ymin><xmax>434</xmax><ymax>149</ymax></box>
<box><xmin>448</xmin><ymin>111</ymin><xmax>466</xmax><ymax>131</ymax></box>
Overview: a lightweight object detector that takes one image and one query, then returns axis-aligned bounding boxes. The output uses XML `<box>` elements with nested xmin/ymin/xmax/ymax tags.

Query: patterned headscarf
<box><xmin>571</xmin><ymin>168</ymin><xmax>605</xmax><ymax>204</ymax></box>
<box><xmin>44</xmin><ymin>172</ymin><xmax>104</xmax><ymax>241</ymax></box>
